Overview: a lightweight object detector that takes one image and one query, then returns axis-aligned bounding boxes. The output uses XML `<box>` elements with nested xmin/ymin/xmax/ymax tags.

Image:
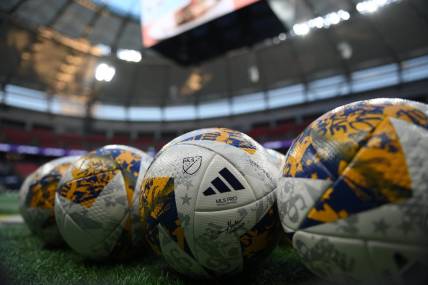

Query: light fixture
<box><xmin>95</xmin><ymin>63</ymin><xmax>116</xmax><ymax>82</ymax></box>
<box><xmin>337</xmin><ymin>10</ymin><xmax>350</xmax><ymax>21</ymax></box>
<box><xmin>292</xmin><ymin>9</ymin><xmax>351</xmax><ymax>37</ymax></box>
<box><xmin>94</xmin><ymin>44</ymin><xmax>111</xmax><ymax>56</ymax></box>
<box><xmin>278</xmin><ymin>33</ymin><xmax>287</xmax><ymax>41</ymax></box>
<box><xmin>117</xmin><ymin>49</ymin><xmax>142</xmax><ymax>63</ymax></box>
<box><xmin>356</xmin><ymin>1</ymin><xmax>379</xmax><ymax>13</ymax></box>
<box><xmin>356</xmin><ymin>0</ymin><xmax>399</xmax><ymax>15</ymax></box>
<box><xmin>293</xmin><ymin>23</ymin><xmax>310</xmax><ymax>36</ymax></box>
<box><xmin>249</xmin><ymin>65</ymin><xmax>260</xmax><ymax>83</ymax></box>
<box><xmin>324</xmin><ymin>12</ymin><xmax>340</xmax><ymax>26</ymax></box>
<box><xmin>308</xmin><ymin>17</ymin><xmax>324</xmax><ymax>29</ymax></box>
<box><xmin>337</xmin><ymin>42</ymin><xmax>353</xmax><ymax>59</ymax></box>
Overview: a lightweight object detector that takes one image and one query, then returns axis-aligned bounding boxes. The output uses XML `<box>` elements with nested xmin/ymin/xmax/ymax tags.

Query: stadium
<box><xmin>0</xmin><ymin>0</ymin><xmax>427</xmax><ymax>284</ymax></box>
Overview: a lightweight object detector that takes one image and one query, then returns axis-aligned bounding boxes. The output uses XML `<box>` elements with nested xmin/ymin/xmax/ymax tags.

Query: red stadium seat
<box><xmin>14</xmin><ymin>162</ymin><xmax>39</xmax><ymax>177</ymax></box>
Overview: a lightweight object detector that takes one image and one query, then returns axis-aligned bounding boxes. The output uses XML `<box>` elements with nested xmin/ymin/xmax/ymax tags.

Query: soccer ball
<box><xmin>19</xmin><ymin>156</ymin><xmax>79</xmax><ymax>246</ymax></box>
<box><xmin>266</xmin><ymin>148</ymin><xmax>286</xmax><ymax>176</ymax></box>
<box><xmin>136</xmin><ymin>128</ymin><xmax>281</xmax><ymax>277</ymax></box>
<box><xmin>161</xmin><ymin>128</ymin><xmax>283</xmax><ymax>181</ymax></box>
<box><xmin>55</xmin><ymin>145</ymin><xmax>152</xmax><ymax>259</ymax></box>
<box><xmin>277</xmin><ymin>98</ymin><xmax>428</xmax><ymax>284</ymax></box>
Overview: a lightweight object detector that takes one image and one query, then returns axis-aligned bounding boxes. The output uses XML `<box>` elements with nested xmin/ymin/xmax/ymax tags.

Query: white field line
<box><xmin>0</xmin><ymin>214</ymin><xmax>23</xmax><ymax>224</ymax></box>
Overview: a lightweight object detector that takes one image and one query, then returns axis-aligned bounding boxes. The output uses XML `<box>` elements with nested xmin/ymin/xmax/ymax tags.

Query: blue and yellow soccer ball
<box><xmin>137</xmin><ymin>128</ymin><xmax>281</xmax><ymax>277</ymax></box>
<box><xmin>277</xmin><ymin>98</ymin><xmax>428</xmax><ymax>284</ymax></box>
<box><xmin>19</xmin><ymin>156</ymin><xmax>79</xmax><ymax>246</ymax></box>
<box><xmin>54</xmin><ymin>145</ymin><xmax>152</xmax><ymax>259</ymax></box>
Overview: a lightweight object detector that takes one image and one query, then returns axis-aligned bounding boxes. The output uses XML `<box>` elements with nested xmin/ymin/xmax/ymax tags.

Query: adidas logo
<box><xmin>203</xmin><ymin>167</ymin><xmax>245</xmax><ymax>196</ymax></box>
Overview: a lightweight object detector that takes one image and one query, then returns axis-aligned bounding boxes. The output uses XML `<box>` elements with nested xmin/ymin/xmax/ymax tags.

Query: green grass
<box><xmin>0</xmin><ymin>190</ymin><xmax>319</xmax><ymax>284</ymax></box>
<box><xmin>0</xmin><ymin>191</ymin><xmax>19</xmax><ymax>215</ymax></box>
<box><xmin>0</xmin><ymin>224</ymin><xmax>319</xmax><ymax>285</ymax></box>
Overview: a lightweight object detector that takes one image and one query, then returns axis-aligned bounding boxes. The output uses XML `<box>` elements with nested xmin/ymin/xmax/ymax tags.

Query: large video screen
<box><xmin>141</xmin><ymin>0</ymin><xmax>260</xmax><ymax>47</ymax></box>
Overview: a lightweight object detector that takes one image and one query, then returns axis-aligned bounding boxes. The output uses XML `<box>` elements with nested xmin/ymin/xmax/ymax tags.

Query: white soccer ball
<box><xmin>55</xmin><ymin>145</ymin><xmax>152</xmax><ymax>259</ymax></box>
<box><xmin>265</xmin><ymin>148</ymin><xmax>286</xmax><ymax>177</ymax></box>
<box><xmin>19</xmin><ymin>156</ymin><xmax>79</xmax><ymax>246</ymax></box>
<box><xmin>277</xmin><ymin>99</ymin><xmax>428</xmax><ymax>284</ymax></box>
<box><xmin>136</xmin><ymin>128</ymin><xmax>281</xmax><ymax>277</ymax></box>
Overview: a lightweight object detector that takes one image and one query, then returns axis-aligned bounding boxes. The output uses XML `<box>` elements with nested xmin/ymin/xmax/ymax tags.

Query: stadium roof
<box><xmin>0</xmin><ymin>0</ymin><xmax>428</xmax><ymax>121</ymax></box>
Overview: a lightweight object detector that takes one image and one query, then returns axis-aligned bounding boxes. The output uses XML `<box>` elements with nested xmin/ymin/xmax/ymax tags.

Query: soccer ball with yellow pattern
<box><xmin>19</xmin><ymin>156</ymin><xmax>79</xmax><ymax>246</ymax></box>
<box><xmin>54</xmin><ymin>145</ymin><xmax>152</xmax><ymax>259</ymax></box>
<box><xmin>277</xmin><ymin>98</ymin><xmax>428</xmax><ymax>284</ymax></box>
<box><xmin>137</xmin><ymin>128</ymin><xmax>281</xmax><ymax>277</ymax></box>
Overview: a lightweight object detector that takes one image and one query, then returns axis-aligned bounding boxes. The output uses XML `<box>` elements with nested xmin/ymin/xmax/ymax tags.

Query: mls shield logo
<box><xmin>183</xmin><ymin>156</ymin><xmax>202</xmax><ymax>175</ymax></box>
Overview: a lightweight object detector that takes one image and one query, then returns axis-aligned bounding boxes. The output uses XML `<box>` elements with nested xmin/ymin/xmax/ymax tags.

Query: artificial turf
<box><xmin>0</xmin><ymin>192</ymin><xmax>320</xmax><ymax>285</ymax></box>
<box><xmin>0</xmin><ymin>191</ymin><xmax>19</xmax><ymax>215</ymax></box>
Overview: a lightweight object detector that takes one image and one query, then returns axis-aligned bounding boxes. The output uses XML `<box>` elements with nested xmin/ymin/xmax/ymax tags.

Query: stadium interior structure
<box><xmin>1</xmin><ymin>0</ymin><xmax>428</xmax><ymax>190</ymax></box>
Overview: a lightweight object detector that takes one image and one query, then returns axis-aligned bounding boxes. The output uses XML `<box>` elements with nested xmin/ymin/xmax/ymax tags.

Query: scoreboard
<box><xmin>140</xmin><ymin>0</ymin><xmax>286</xmax><ymax>65</ymax></box>
<box><xmin>141</xmin><ymin>0</ymin><xmax>260</xmax><ymax>47</ymax></box>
